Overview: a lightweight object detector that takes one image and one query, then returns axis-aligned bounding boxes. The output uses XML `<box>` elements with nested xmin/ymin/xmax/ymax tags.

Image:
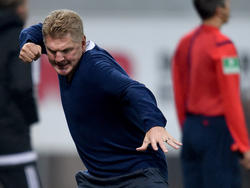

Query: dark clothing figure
<box><xmin>0</xmin><ymin>9</ymin><xmax>41</xmax><ymax>188</ymax></box>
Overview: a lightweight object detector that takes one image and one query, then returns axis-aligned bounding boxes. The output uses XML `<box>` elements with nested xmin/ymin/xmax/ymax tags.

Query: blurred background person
<box><xmin>0</xmin><ymin>0</ymin><xmax>42</xmax><ymax>187</ymax></box>
<box><xmin>172</xmin><ymin>0</ymin><xmax>250</xmax><ymax>188</ymax></box>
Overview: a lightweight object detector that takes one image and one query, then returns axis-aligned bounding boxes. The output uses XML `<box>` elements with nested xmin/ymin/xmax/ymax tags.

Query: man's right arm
<box><xmin>213</xmin><ymin>42</ymin><xmax>250</xmax><ymax>169</ymax></box>
<box><xmin>19</xmin><ymin>23</ymin><xmax>46</xmax><ymax>63</ymax></box>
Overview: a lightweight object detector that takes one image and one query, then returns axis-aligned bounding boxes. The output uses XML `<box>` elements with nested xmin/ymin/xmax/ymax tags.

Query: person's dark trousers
<box><xmin>0</xmin><ymin>162</ymin><xmax>42</xmax><ymax>188</ymax></box>
<box><xmin>75</xmin><ymin>168</ymin><xmax>168</xmax><ymax>188</ymax></box>
<box><xmin>181</xmin><ymin>114</ymin><xmax>241</xmax><ymax>188</ymax></box>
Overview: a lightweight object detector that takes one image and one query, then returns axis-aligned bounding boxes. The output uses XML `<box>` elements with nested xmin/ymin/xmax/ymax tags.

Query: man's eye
<box><xmin>63</xmin><ymin>49</ymin><xmax>71</xmax><ymax>53</ymax></box>
<box><xmin>49</xmin><ymin>49</ymin><xmax>56</xmax><ymax>54</ymax></box>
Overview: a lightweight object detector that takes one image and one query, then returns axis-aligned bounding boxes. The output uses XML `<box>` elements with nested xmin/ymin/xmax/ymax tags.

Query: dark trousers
<box><xmin>75</xmin><ymin>168</ymin><xmax>168</xmax><ymax>188</ymax></box>
<box><xmin>181</xmin><ymin>115</ymin><xmax>241</xmax><ymax>188</ymax></box>
<box><xmin>0</xmin><ymin>162</ymin><xmax>41</xmax><ymax>188</ymax></box>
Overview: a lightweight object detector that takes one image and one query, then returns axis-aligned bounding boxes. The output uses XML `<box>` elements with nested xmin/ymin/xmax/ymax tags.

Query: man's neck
<box><xmin>202</xmin><ymin>16</ymin><xmax>223</xmax><ymax>29</ymax></box>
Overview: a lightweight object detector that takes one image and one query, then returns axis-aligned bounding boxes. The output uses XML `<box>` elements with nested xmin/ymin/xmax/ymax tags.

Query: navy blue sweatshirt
<box><xmin>20</xmin><ymin>24</ymin><xmax>168</xmax><ymax>178</ymax></box>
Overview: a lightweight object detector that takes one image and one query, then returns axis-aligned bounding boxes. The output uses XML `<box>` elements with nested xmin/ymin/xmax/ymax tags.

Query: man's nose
<box><xmin>55</xmin><ymin>51</ymin><xmax>64</xmax><ymax>62</ymax></box>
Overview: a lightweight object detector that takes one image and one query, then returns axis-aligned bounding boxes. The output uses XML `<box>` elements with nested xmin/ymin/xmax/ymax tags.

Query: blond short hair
<box><xmin>42</xmin><ymin>9</ymin><xmax>84</xmax><ymax>42</ymax></box>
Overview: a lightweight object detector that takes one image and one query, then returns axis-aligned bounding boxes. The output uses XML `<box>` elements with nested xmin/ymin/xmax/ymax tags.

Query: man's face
<box><xmin>17</xmin><ymin>0</ymin><xmax>28</xmax><ymax>22</ymax></box>
<box><xmin>45</xmin><ymin>34</ymin><xmax>85</xmax><ymax>77</ymax></box>
<box><xmin>221</xmin><ymin>0</ymin><xmax>231</xmax><ymax>23</ymax></box>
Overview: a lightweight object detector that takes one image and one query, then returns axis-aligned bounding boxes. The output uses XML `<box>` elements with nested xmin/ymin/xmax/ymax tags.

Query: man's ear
<box><xmin>215</xmin><ymin>5</ymin><xmax>226</xmax><ymax>20</ymax></box>
<box><xmin>214</xmin><ymin>6</ymin><xmax>222</xmax><ymax>17</ymax></box>
<box><xmin>81</xmin><ymin>35</ymin><xmax>86</xmax><ymax>51</ymax></box>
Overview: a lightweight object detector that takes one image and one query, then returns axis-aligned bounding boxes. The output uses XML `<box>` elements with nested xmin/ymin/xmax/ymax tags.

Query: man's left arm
<box><xmin>90</xmin><ymin>61</ymin><xmax>182</xmax><ymax>152</ymax></box>
<box><xmin>116</xmin><ymin>82</ymin><xmax>182</xmax><ymax>152</ymax></box>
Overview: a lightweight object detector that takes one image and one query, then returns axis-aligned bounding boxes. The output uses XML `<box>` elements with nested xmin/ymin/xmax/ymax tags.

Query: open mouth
<box><xmin>56</xmin><ymin>63</ymin><xmax>69</xmax><ymax>70</ymax></box>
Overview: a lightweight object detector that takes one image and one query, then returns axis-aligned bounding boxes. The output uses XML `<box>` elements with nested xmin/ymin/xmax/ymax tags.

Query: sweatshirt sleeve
<box><xmin>88</xmin><ymin>57</ymin><xmax>167</xmax><ymax>133</ymax></box>
<box><xmin>19</xmin><ymin>23</ymin><xmax>47</xmax><ymax>54</ymax></box>
<box><xmin>213</xmin><ymin>42</ymin><xmax>250</xmax><ymax>153</ymax></box>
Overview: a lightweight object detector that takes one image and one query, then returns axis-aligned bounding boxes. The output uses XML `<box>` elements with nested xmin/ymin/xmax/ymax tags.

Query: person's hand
<box><xmin>136</xmin><ymin>126</ymin><xmax>182</xmax><ymax>152</ymax></box>
<box><xmin>240</xmin><ymin>150</ymin><xmax>250</xmax><ymax>170</ymax></box>
<box><xmin>19</xmin><ymin>42</ymin><xmax>42</xmax><ymax>63</ymax></box>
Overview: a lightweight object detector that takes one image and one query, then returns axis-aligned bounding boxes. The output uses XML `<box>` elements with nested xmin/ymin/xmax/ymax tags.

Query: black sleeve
<box><xmin>0</xmin><ymin>26</ymin><xmax>39</xmax><ymax>126</ymax></box>
<box><xmin>8</xmin><ymin>47</ymin><xmax>39</xmax><ymax>125</ymax></box>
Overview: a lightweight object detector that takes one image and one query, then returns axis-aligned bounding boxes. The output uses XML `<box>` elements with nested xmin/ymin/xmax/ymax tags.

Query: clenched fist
<box><xmin>19</xmin><ymin>42</ymin><xmax>42</xmax><ymax>63</ymax></box>
<box><xmin>240</xmin><ymin>150</ymin><xmax>250</xmax><ymax>170</ymax></box>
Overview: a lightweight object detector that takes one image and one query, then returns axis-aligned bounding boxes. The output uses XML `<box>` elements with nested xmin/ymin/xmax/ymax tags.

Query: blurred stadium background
<box><xmin>25</xmin><ymin>0</ymin><xmax>250</xmax><ymax>187</ymax></box>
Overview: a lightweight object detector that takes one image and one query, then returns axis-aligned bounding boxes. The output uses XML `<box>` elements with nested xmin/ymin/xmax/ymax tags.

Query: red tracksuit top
<box><xmin>172</xmin><ymin>24</ymin><xmax>250</xmax><ymax>153</ymax></box>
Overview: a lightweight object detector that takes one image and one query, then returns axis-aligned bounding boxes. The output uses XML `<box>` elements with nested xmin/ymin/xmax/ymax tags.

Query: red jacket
<box><xmin>172</xmin><ymin>24</ymin><xmax>250</xmax><ymax>153</ymax></box>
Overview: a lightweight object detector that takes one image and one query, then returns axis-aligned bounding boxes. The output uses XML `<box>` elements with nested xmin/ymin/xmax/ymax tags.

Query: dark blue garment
<box><xmin>19</xmin><ymin>25</ymin><xmax>168</xmax><ymax>178</ymax></box>
<box><xmin>75</xmin><ymin>168</ymin><xmax>168</xmax><ymax>188</ymax></box>
<box><xmin>181</xmin><ymin>115</ymin><xmax>241</xmax><ymax>188</ymax></box>
<box><xmin>59</xmin><ymin>42</ymin><xmax>168</xmax><ymax>178</ymax></box>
